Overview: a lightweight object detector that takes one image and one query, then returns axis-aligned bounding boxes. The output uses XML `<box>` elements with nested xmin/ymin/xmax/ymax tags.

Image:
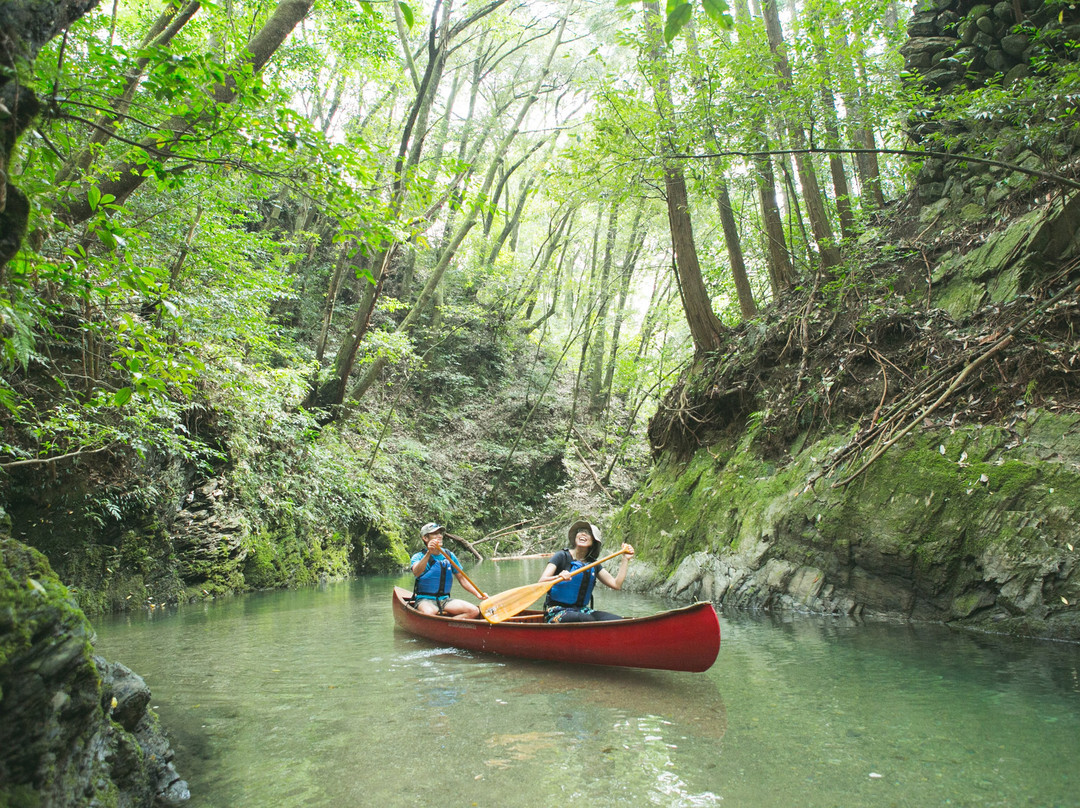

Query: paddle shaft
<box><xmin>550</xmin><ymin>548</ymin><xmax>628</xmax><ymax>584</ymax></box>
<box><xmin>479</xmin><ymin>548</ymin><xmax>628</xmax><ymax>623</ymax></box>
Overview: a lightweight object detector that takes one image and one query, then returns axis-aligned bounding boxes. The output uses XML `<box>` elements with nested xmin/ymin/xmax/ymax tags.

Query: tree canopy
<box><xmin>9</xmin><ymin>0</ymin><xmax>1070</xmax><ymax>570</ymax></box>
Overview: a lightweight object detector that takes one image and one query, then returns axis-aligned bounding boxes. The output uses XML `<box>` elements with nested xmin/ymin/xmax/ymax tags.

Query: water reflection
<box><xmin>90</xmin><ymin>576</ymin><xmax>1080</xmax><ymax>808</ymax></box>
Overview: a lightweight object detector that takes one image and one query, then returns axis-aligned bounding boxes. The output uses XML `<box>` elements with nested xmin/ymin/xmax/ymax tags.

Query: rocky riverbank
<box><xmin>1</xmin><ymin>534</ymin><xmax>189</xmax><ymax>807</ymax></box>
<box><xmin>611</xmin><ymin>0</ymin><xmax>1080</xmax><ymax>642</ymax></box>
<box><xmin>618</xmin><ymin>410</ymin><xmax>1079</xmax><ymax>640</ymax></box>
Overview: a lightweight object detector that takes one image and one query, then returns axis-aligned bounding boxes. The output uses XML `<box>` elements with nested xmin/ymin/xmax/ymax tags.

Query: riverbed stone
<box><xmin>985</xmin><ymin>48</ymin><xmax>1015</xmax><ymax>71</ymax></box>
<box><xmin>107</xmin><ymin>662</ymin><xmax>151</xmax><ymax>732</ymax></box>
<box><xmin>787</xmin><ymin>566</ymin><xmax>826</xmax><ymax>603</ymax></box>
<box><xmin>1003</xmin><ymin>63</ymin><xmax>1032</xmax><ymax>86</ymax></box>
<box><xmin>909</xmin><ymin>12</ymin><xmax>945</xmax><ymax>37</ymax></box>
<box><xmin>1001</xmin><ymin>32</ymin><xmax>1030</xmax><ymax>57</ymax></box>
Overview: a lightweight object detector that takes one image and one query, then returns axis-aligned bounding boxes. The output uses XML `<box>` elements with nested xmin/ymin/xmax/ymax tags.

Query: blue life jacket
<box><xmin>545</xmin><ymin>550</ymin><xmax>597</xmax><ymax>609</ymax></box>
<box><xmin>414</xmin><ymin>554</ymin><xmax>454</xmax><ymax>597</ymax></box>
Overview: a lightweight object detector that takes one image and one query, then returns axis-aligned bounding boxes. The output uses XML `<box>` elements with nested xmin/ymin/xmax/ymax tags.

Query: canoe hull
<box><xmin>391</xmin><ymin>587</ymin><xmax>720</xmax><ymax>672</ymax></box>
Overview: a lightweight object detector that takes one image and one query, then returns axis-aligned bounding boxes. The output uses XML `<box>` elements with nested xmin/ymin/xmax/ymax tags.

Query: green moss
<box><xmin>243</xmin><ymin>533</ymin><xmax>279</xmax><ymax>589</ymax></box>
<box><xmin>615</xmin><ymin>436</ymin><xmax>830</xmax><ymax>574</ymax></box>
<box><xmin>0</xmin><ymin>539</ymin><xmax>91</xmax><ymax>670</ymax></box>
<box><xmin>0</xmin><ymin>784</ymin><xmax>43</xmax><ymax>807</ymax></box>
<box><xmin>933</xmin><ymin>278</ymin><xmax>986</xmax><ymax>319</ymax></box>
<box><xmin>613</xmin><ymin>411</ymin><xmax>1080</xmax><ymax>631</ymax></box>
<box><xmin>239</xmin><ymin>523</ymin><xmax>354</xmax><ymax>592</ymax></box>
<box><xmin>358</xmin><ymin>526</ymin><xmax>408</xmax><ymax>571</ymax></box>
<box><xmin>951</xmin><ymin>590</ymin><xmax>986</xmax><ymax>617</ymax></box>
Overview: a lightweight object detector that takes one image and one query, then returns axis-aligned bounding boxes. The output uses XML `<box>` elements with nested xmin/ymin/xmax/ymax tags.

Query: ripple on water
<box><xmin>91</xmin><ymin>578</ymin><xmax>1080</xmax><ymax>808</ymax></box>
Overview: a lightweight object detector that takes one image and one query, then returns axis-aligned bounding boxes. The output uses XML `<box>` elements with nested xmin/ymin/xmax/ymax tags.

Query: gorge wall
<box><xmin>1</xmin><ymin>531</ymin><xmax>189</xmax><ymax>807</ymax></box>
<box><xmin>615</xmin><ymin>0</ymin><xmax>1080</xmax><ymax>641</ymax></box>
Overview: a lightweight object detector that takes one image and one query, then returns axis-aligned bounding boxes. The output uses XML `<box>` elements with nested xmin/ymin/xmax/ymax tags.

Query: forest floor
<box><xmin>649</xmin><ymin>182</ymin><xmax>1080</xmax><ymax>475</ymax></box>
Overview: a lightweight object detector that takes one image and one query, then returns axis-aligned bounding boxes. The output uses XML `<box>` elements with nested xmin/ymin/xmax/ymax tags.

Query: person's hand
<box><xmin>621</xmin><ymin>543</ymin><xmax>635</xmax><ymax>558</ymax></box>
<box><xmin>428</xmin><ymin>536</ymin><xmax>442</xmax><ymax>553</ymax></box>
<box><xmin>559</xmin><ymin>570</ymin><xmax>573</xmax><ymax>581</ymax></box>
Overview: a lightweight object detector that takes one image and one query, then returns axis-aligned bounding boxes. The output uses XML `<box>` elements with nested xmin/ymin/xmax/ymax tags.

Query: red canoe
<box><xmin>391</xmin><ymin>586</ymin><xmax>720</xmax><ymax>672</ymax></box>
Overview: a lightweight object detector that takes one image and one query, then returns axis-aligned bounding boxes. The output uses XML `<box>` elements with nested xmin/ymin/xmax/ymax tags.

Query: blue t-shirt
<box><xmin>410</xmin><ymin>550</ymin><xmax>461</xmax><ymax>598</ymax></box>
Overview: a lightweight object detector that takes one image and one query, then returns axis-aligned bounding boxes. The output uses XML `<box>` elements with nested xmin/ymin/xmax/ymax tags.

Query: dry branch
<box><xmin>444</xmin><ymin>532</ymin><xmax>483</xmax><ymax>561</ymax></box>
<box><xmin>828</xmin><ymin>278</ymin><xmax>1080</xmax><ymax>487</ymax></box>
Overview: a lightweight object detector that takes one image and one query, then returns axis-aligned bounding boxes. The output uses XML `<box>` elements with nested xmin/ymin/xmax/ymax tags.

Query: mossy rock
<box><xmin>613</xmin><ymin>412</ymin><xmax>1080</xmax><ymax>639</ymax></box>
<box><xmin>933</xmin><ymin>277</ymin><xmax>985</xmax><ymax>319</ymax></box>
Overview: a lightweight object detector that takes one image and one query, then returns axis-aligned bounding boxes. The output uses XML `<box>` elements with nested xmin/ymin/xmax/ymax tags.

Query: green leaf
<box><xmin>88</xmin><ymin>186</ymin><xmax>101</xmax><ymax>211</ymax></box>
<box><xmin>665</xmin><ymin>2</ymin><xmax>693</xmax><ymax>42</ymax></box>
<box><xmin>97</xmin><ymin>229</ymin><xmax>117</xmax><ymax>250</ymax></box>
<box><xmin>398</xmin><ymin>1</ymin><xmax>414</xmax><ymax>28</ymax></box>
<box><xmin>359</xmin><ymin>1</ymin><xmax>375</xmax><ymax>15</ymax></box>
<box><xmin>112</xmin><ymin>387</ymin><xmax>133</xmax><ymax>406</ymax></box>
<box><xmin>701</xmin><ymin>0</ymin><xmax>730</xmax><ymax>24</ymax></box>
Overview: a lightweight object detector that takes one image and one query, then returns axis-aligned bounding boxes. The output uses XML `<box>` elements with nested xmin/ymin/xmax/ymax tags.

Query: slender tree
<box><xmin>347</xmin><ymin>2</ymin><xmax>574</xmax><ymax>404</ymax></box>
<box><xmin>642</xmin><ymin>0</ymin><xmax>726</xmax><ymax>354</ymax></box>
<box><xmin>761</xmin><ymin>0</ymin><xmax>841</xmax><ymax>271</ymax></box>
<box><xmin>732</xmin><ymin>0</ymin><xmax>795</xmax><ymax>297</ymax></box>
<box><xmin>684</xmin><ymin>20</ymin><xmax>759</xmax><ymax>317</ymax></box>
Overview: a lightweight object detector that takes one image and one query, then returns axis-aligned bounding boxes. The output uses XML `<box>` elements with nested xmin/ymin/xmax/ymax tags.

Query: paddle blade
<box><xmin>479</xmin><ymin>581</ymin><xmax>553</xmax><ymax>624</ymax></box>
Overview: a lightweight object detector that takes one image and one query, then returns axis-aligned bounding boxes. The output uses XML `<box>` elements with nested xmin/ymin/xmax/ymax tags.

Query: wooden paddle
<box><xmin>478</xmin><ymin>548</ymin><xmax>628</xmax><ymax>624</ymax></box>
<box><xmin>431</xmin><ymin>541</ymin><xmax>488</xmax><ymax>600</ymax></box>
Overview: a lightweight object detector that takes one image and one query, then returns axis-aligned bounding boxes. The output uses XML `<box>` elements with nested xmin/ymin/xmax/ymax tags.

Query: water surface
<box><xmin>93</xmin><ymin>565</ymin><xmax>1080</xmax><ymax>807</ymax></box>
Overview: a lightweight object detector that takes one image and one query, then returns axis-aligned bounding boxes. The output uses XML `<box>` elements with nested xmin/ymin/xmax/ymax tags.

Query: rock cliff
<box><xmin>0</xmin><ymin>533</ymin><xmax>189</xmax><ymax>807</ymax></box>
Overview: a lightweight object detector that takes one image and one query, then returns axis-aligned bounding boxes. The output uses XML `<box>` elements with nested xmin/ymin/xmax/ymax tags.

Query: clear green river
<box><xmin>92</xmin><ymin>562</ymin><xmax>1080</xmax><ymax>808</ymax></box>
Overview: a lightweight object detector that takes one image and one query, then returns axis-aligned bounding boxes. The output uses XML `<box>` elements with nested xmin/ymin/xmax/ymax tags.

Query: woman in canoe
<box><xmin>410</xmin><ymin>523</ymin><xmax>482</xmax><ymax>618</ymax></box>
<box><xmin>538</xmin><ymin>520</ymin><xmax>634</xmax><ymax>623</ymax></box>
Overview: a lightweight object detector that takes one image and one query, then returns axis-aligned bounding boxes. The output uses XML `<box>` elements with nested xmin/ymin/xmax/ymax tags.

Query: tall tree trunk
<box><xmin>643</xmin><ymin>0</ymin><xmax>726</xmax><ymax>354</ymax></box>
<box><xmin>522</xmin><ymin>210</ymin><xmax>575</xmax><ymax>331</ymax></box>
<box><xmin>600</xmin><ymin>198</ymin><xmax>645</xmax><ymax>411</ymax></box>
<box><xmin>684</xmin><ymin>21</ymin><xmax>759</xmax><ymax>319</ymax></box>
<box><xmin>848</xmin><ymin>46</ymin><xmax>886</xmax><ymax>210</ymax></box>
<box><xmin>733</xmin><ymin>0</ymin><xmax>794</xmax><ymax>297</ymax></box>
<box><xmin>633</xmin><ymin>271</ymin><xmax>662</xmax><ymax>362</ymax></box>
<box><xmin>717</xmin><ymin>179</ymin><xmax>759</xmax><ymax>317</ymax></box>
<box><xmin>569</xmin><ymin>210</ymin><xmax>603</xmax><ymax>436</ymax></box>
<box><xmin>589</xmin><ymin>200</ymin><xmax>618</xmax><ymax>411</ymax></box>
<box><xmin>487</xmin><ymin>170</ymin><xmax>537</xmax><ymax>266</ymax></box>
<box><xmin>761</xmin><ymin>0</ymin><xmax>841</xmax><ymax>271</ymax></box>
<box><xmin>809</xmin><ymin>7</ymin><xmax>856</xmax><ymax>238</ymax></box>
<box><xmin>348</xmin><ymin>3</ymin><xmax>570</xmax><ymax>404</ymax></box>
<box><xmin>306</xmin><ymin>0</ymin><xmax>472</xmax><ymax>409</ymax></box>
<box><xmin>820</xmin><ymin>77</ymin><xmax>856</xmax><ymax>240</ymax></box>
